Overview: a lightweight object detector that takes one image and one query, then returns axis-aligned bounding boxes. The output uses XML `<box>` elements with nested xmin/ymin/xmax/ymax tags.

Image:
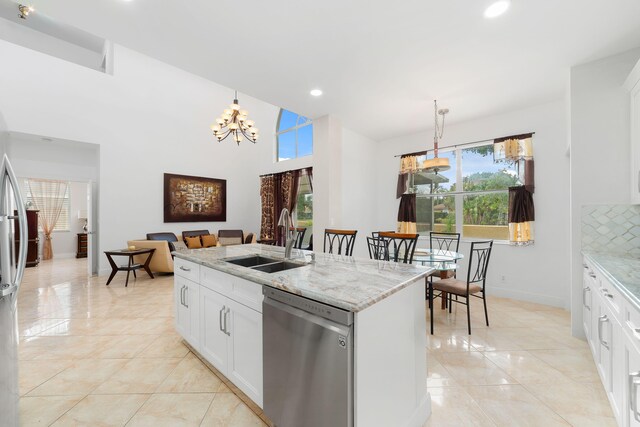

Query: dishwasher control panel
<box><xmin>263</xmin><ymin>286</ymin><xmax>353</xmax><ymax>326</ymax></box>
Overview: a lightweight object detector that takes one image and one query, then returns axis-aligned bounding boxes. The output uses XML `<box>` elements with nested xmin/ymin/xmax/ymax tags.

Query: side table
<box><xmin>104</xmin><ymin>248</ymin><xmax>155</xmax><ymax>287</ymax></box>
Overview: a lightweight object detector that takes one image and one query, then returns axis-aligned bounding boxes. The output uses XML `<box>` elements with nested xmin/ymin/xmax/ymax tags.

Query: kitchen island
<box><xmin>173</xmin><ymin>244</ymin><xmax>433</xmax><ymax>427</ymax></box>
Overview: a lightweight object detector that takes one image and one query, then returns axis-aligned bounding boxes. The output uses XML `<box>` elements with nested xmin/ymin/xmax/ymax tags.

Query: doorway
<box><xmin>6</xmin><ymin>132</ymin><xmax>100</xmax><ymax>276</ymax></box>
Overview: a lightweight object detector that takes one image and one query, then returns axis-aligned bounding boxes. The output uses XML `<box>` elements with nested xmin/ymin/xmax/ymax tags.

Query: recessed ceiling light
<box><xmin>484</xmin><ymin>0</ymin><xmax>510</xmax><ymax>18</ymax></box>
<box><xmin>310</xmin><ymin>89</ymin><xmax>323</xmax><ymax>97</ymax></box>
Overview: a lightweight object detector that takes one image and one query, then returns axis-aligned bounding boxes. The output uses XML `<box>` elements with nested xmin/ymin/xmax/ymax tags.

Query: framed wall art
<box><xmin>164</xmin><ymin>173</ymin><xmax>227</xmax><ymax>222</ymax></box>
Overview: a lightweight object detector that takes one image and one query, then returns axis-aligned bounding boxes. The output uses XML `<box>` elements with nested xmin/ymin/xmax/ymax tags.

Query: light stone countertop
<box><xmin>583</xmin><ymin>251</ymin><xmax>640</xmax><ymax>310</ymax></box>
<box><xmin>173</xmin><ymin>244</ymin><xmax>434</xmax><ymax>312</ymax></box>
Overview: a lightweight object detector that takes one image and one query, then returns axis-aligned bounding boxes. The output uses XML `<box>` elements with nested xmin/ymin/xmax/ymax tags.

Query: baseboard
<box><xmin>53</xmin><ymin>252</ymin><xmax>76</xmax><ymax>259</ymax></box>
<box><xmin>490</xmin><ymin>285</ymin><xmax>567</xmax><ymax>309</ymax></box>
<box><xmin>406</xmin><ymin>392</ymin><xmax>431</xmax><ymax>427</ymax></box>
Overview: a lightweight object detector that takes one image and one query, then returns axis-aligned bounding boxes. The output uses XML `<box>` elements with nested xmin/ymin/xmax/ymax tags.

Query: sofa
<box><xmin>127</xmin><ymin>239</ymin><xmax>175</xmax><ymax>273</ymax></box>
<box><xmin>128</xmin><ymin>229</ymin><xmax>257</xmax><ymax>273</ymax></box>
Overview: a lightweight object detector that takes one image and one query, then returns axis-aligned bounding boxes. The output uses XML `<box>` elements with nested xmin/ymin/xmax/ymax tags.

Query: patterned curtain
<box><xmin>397</xmin><ymin>193</ymin><xmax>417</xmax><ymax>234</ymax></box>
<box><xmin>259</xmin><ymin>175</ymin><xmax>275</xmax><ymax>240</ymax></box>
<box><xmin>260</xmin><ymin>168</ymin><xmax>306</xmax><ymax>245</ymax></box>
<box><xmin>27</xmin><ymin>179</ymin><xmax>69</xmax><ymax>260</ymax></box>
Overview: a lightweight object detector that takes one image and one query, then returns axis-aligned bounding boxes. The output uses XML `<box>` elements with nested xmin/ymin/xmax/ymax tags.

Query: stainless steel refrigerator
<box><xmin>0</xmin><ymin>155</ymin><xmax>28</xmax><ymax>427</ymax></box>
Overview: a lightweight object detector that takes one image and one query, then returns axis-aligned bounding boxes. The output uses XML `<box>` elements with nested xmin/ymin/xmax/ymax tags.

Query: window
<box><xmin>24</xmin><ymin>180</ymin><xmax>71</xmax><ymax>232</ymax></box>
<box><xmin>295</xmin><ymin>172</ymin><xmax>313</xmax><ymax>246</ymax></box>
<box><xmin>406</xmin><ymin>143</ymin><xmax>520</xmax><ymax>240</ymax></box>
<box><xmin>276</xmin><ymin>109</ymin><xmax>313</xmax><ymax>161</ymax></box>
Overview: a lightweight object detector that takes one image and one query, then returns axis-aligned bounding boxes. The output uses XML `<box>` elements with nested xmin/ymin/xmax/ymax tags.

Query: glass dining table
<box><xmin>413</xmin><ymin>248</ymin><xmax>465</xmax><ymax>310</ymax></box>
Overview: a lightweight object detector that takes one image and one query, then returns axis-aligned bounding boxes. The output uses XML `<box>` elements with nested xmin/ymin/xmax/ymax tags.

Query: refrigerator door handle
<box><xmin>0</xmin><ymin>155</ymin><xmax>28</xmax><ymax>300</ymax></box>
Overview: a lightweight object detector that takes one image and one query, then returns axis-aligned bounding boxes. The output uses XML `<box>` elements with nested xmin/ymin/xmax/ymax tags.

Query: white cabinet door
<box><xmin>227</xmin><ymin>299</ymin><xmax>263</xmax><ymax>407</ymax></box>
<box><xmin>175</xmin><ymin>276</ymin><xmax>189</xmax><ymax>339</ymax></box>
<box><xmin>175</xmin><ymin>276</ymin><xmax>200</xmax><ymax>350</ymax></box>
<box><xmin>625</xmin><ymin>329</ymin><xmax>640</xmax><ymax>427</ymax></box>
<box><xmin>199</xmin><ymin>286</ymin><xmax>229</xmax><ymax>374</ymax></box>
<box><xmin>583</xmin><ymin>268</ymin><xmax>594</xmax><ymax>342</ymax></box>
<box><xmin>185</xmin><ymin>279</ymin><xmax>200</xmax><ymax>350</ymax></box>
<box><xmin>596</xmin><ymin>297</ymin><xmax>613</xmax><ymax>390</ymax></box>
<box><xmin>595</xmin><ymin>300</ymin><xmax>624</xmax><ymax>422</ymax></box>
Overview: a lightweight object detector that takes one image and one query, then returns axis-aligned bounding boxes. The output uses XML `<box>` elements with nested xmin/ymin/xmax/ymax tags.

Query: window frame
<box><xmin>275</xmin><ymin>109</ymin><xmax>313</xmax><ymax>162</ymax></box>
<box><xmin>293</xmin><ymin>171</ymin><xmax>313</xmax><ymax>246</ymax></box>
<box><xmin>411</xmin><ymin>141</ymin><xmax>518</xmax><ymax>243</ymax></box>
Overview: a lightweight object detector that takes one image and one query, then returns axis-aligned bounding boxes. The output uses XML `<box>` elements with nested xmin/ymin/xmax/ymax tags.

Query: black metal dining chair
<box><xmin>289</xmin><ymin>227</ymin><xmax>307</xmax><ymax>249</ymax></box>
<box><xmin>378</xmin><ymin>232</ymin><xmax>419</xmax><ymax>264</ymax></box>
<box><xmin>324</xmin><ymin>229</ymin><xmax>358</xmax><ymax>256</ymax></box>
<box><xmin>428</xmin><ymin>240</ymin><xmax>493</xmax><ymax>335</ymax></box>
<box><xmin>430</xmin><ymin>232</ymin><xmax>461</xmax><ymax>252</ymax></box>
<box><xmin>428</xmin><ymin>232</ymin><xmax>462</xmax><ymax>306</ymax></box>
<box><xmin>367</xmin><ymin>236</ymin><xmax>388</xmax><ymax>260</ymax></box>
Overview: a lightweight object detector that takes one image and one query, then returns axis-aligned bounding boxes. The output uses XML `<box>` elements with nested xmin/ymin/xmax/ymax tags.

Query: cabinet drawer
<box><xmin>594</xmin><ymin>271</ymin><xmax>623</xmax><ymax>323</ymax></box>
<box><xmin>201</xmin><ymin>266</ymin><xmax>233</xmax><ymax>295</ymax></box>
<box><xmin>625</xmin><ymin>300</ymin><xmax>640</xmax><ymax>346</ymax></box>
<box><xmin>231</xmin><ymin>277</ymin><xmax>263</xmax><ymax>313</ymax></box>
<box><xmin>175</xmin><ymin>258</ymin><xmax>200</xmax><ymax>282</ymax></box>
<box><xmin>200</xmin><ymin>267</ymin><xmax>263</xmax><ymax>313</ymax></box>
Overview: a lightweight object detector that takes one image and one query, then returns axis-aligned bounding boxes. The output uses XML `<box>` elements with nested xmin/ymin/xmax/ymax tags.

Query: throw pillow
<box><xmin>218</xmin><ymin>236</ymin><xmax>243</xmax><ymax>246</ymax></box>
<box><xmin>185</xmin><ymin>236</ymin><xmax>202</xmax><ymax>249</ymax></box>
<box><xmin>173</xmin><ymin>240</ymin><xmax>188</xmax><ymax>251</ymax></box>
<box><xmin>202</xmin><ymin>234</ymin><xmax>217</xmax><ymax>248</ymax></box>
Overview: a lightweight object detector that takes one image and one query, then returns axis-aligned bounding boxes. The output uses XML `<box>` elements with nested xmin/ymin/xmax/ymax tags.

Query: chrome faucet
<box><xmin>277</xmin><ymin>208</ymin><xmax>295</xmax><ymax>259</ymax></box>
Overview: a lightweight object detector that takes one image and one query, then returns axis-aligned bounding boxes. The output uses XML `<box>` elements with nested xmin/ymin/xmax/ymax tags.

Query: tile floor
<box><xmin>16</xmin><ymin>258</ymin><xmax>614</xmax><ymax>426</ymax></box>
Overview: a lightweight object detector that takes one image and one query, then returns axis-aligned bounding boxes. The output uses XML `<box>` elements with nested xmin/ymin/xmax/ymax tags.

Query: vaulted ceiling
<box><xmin>17</xmin><ymin>0</ymin><xmax>640</xmax><ymax>139</ymax></box>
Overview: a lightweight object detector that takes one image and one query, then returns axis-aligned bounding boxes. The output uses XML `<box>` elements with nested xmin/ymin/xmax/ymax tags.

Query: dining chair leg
<box><xmin>482</xmin><ymin>294</ymin><xmax>490</xmax><ymax>326</ymax></box>
<box><xmin>429</xmin><ymin>283</ymin><xmax>434</xmax><ymax>335</ymax></box>
<box><xmin>449</xmin><ymin>293</ymin><xmax>452</xmax><ymax>313</ymax></box>
<box><xmin>466</xmin><ymin>297</ymin><xmax>471</xmax><ymax>335</ymax></box>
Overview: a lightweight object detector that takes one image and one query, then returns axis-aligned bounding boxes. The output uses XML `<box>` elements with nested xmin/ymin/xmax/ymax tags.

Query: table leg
<box><xmin>125</xmin><ymin>256</ymin><xmax>132</xmax><ymax>287</ymax></box>
<box><xmin>440</xmin><ymin>270</ymin><xmax>448</xmax><ymax>310</ymax></box>
<box><xmin>105</xmin><ymin>254</ymin><xmax>118</xmax><ymax>286</ymax></box>
<box><xmin>429</xmin><ymin>281</ymin><xmax>434</xmax><ymax>335</ymax></box>
<box><xmin>142</xmin><ymin>251</ymin><xmax>155</xmax><ymax>279</ymax></box>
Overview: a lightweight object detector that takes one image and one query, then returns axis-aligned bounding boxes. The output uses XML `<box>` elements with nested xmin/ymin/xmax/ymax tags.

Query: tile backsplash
<box><xmin>582</xmin><ymin>204</ymin><xmax>640</xmax><ymax>256</ymax></box>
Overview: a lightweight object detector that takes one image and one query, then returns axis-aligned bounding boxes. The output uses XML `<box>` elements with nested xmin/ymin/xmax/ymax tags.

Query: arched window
<box><xmin>276</xmin><ymin>109</ymin><xmax>313</xmax><ymax>161</ymax></box>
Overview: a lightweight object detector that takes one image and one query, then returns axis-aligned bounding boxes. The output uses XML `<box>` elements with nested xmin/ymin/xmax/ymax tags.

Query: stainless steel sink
<box><xmin>251</xmin><ymin>261</ymin><xmax>305</xmax><ymax>274</ymax></box>
<box><xmin>223</xmin><ymin>255</ymin><xmax>281</xmax><ymax>267</ymax></box>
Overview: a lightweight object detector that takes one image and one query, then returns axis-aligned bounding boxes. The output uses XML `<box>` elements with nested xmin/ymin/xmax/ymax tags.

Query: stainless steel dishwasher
<box><xmin>263</xmin><ymin>286</ymin><xmax>354</xmax><ymax>427</ymax></box>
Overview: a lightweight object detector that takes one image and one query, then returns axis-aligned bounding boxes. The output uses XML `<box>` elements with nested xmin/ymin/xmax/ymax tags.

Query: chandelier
<box><xmin>210</xmin><ymin>91</ymin><xmax>259</xmax><ymax>145</ymax></box>
<box><xmin>423</xmin><ymin>100</ymin><xmax>450</xmax><ymax>174</ymax></box>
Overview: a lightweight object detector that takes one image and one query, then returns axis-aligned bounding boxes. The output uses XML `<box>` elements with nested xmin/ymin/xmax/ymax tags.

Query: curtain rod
<box><xmin>393</xmin><ymin>132</ymin><xmax>535</xmax><ymax>158</ymax></box>
<box><xmin>259</xmin><ymin>166</ymin><xmax>312</xmax><ymax>178</ymax></box>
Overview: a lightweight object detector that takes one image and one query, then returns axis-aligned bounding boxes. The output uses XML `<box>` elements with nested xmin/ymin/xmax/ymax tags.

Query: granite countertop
<box><xmin>173</xmin><ymin>244</ymin><xmax>434</xmax><ymax>312</ymax></box>
<box><xmin>583</xmin><ymin>251</ymin><xmax>640</xmax><ymax>309</ymax></box>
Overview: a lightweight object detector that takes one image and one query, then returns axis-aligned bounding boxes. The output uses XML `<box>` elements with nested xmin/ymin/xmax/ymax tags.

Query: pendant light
<box><xmin>210</xmin><ymin>91</ymin><xmax>260</xmax><ymax>145</ymax></box>
<box><xmin>423</xmin><ymin>100</ymin><xmax>450</xmax><ymax>174</ymax></box>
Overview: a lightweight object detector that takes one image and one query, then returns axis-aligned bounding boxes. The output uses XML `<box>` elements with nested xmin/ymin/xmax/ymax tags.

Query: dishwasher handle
<box><xmin>264</xmin><ymin>296</ymin><xmax>352</xmax><ymax>337</ymax></box>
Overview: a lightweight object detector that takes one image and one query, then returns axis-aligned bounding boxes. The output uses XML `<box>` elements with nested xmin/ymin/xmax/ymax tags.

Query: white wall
<box><xmin>0</xmin><ymin>40</ymin><xmax>279</xmax><ymax>274</ymax></box>
<box><xmin>312</xmin><ymin>115</ymin><xmax>342</xmax><ymax>252</ymax></box>
<box><xmin>340</xmin><ymin>127</ymin><xmax>378</xmax><ymax>258</ymax></box>
<box><xmin>569</xmin><ymin>48</ymin><xmax>640</xmax><ymax>336</ymax></box>
<box><xmin>0</xmin><ymin>111</ymin><xmax>7</xmax><ymax>157</ymax></box>
<box><xmin>0</xmin><ymin>16</ymin><xmax>105</xmax><ymax>72</ymax></box>
<box><xmin>376</xmin><ymin>100</ymin><xmax>571</xmax><ymax>308</ymax></box>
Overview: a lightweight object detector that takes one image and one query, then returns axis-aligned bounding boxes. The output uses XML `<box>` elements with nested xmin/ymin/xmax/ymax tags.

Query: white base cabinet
<box><xmin>175</xmin><ymin>260</ymin><xmax>263</xmax><ymax>408</ymax></box>
<box><xmin>174</xmin><ymin>256</ymin><xmax>430</xmax><ymax>426</ymax></box>
<box><xmin>584</xmin><ymin>256</ymin><xmax>640</xmax><ymax>426</ymax></box>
